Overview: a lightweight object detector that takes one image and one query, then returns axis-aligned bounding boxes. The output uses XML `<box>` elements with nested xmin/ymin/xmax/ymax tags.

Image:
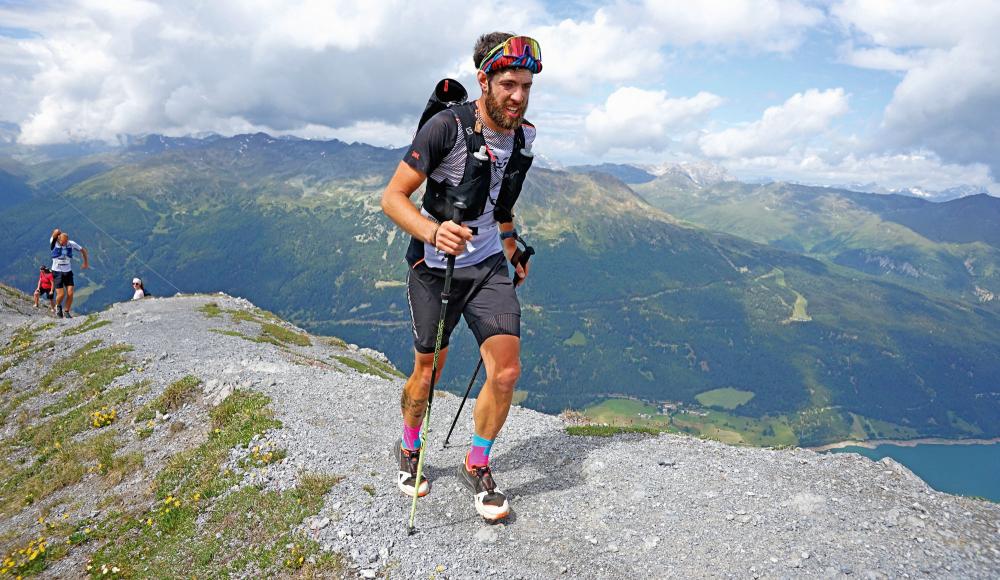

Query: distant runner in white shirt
<box><xmin>49</xmin><ymin>228</ymin><xmax>89</xmax><ymax>319</ymax></box>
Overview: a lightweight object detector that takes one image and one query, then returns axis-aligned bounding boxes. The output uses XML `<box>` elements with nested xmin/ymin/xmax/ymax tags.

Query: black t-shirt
<box><xmin>403</xmin><ymin>109</ymin><xmax>460</xmax><ymax>179</ymax></box>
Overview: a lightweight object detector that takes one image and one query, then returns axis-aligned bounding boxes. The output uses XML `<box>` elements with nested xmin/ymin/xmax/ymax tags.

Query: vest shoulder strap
<box><xmin>452</xmin><ymin>103</ymin><xmax>484</xmax><ymax>156</ymax></box>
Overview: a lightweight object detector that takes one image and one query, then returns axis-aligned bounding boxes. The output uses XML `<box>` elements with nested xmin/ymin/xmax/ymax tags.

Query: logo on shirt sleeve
<box><xmin>411</xmin><ymin>151</ymin><xmax>421</xmax><ymax>160</ymax></box>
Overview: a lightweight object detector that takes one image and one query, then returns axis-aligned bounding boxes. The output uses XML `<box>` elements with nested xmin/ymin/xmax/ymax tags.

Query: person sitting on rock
<box><xmin>131</xmin><ymin>277</ymin><xmax>148</xmax><ymax>300</ymax></box>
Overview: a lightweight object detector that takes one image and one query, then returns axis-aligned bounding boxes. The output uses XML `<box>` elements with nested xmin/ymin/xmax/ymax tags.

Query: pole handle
<box><xmin>512</xmin><ymin>244</ymin><xmax>534</xmax><ymax>285</ymax></box>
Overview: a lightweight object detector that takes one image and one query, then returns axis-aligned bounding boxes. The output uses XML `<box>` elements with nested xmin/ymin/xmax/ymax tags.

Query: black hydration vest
<box><xmin>405</xmin><ymin>79</ymin><xmax>534</xmax><ymax>266</ymax></box>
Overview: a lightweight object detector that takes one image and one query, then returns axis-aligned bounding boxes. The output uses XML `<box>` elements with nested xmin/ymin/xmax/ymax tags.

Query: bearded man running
<box><xmin>380</xmin><ymin>32</ymin><xmax>541</xmax><ymax>521</ymax></box>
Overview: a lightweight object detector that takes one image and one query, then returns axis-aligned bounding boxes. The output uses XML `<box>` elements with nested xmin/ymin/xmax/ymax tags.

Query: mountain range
<box><xmin>1</xmin><ymin>133</ymin><xmax>999</xmax><ymax>446</ymax></box>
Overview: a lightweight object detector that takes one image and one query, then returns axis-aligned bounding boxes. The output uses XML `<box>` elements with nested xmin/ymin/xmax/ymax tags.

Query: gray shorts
<box><xmin>406</xmin><ymin>252</ymin><xmax>520</xmax><ymax>354</ymax></box>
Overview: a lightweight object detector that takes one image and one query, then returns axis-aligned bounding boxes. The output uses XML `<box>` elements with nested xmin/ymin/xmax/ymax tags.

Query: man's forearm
<box><xmin>382</xmin><ymin>191</ymin><xmax>438</xmax><ymax>245</ymax></box>
<box><xmin>499</xmin><ymin>221</ymin><xmax>517</xmax><ymax>259</ymax></box>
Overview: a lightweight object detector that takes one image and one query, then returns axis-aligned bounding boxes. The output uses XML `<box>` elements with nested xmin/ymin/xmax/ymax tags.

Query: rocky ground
<box><xmin>1</xmin><ymin>287</ymin><xmax>998</xmax><ymax>578</ymax></box>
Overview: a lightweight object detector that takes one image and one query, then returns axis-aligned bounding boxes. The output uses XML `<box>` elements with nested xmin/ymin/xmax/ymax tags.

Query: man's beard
<box><xmin>484</xmin><ymin>85</ymin><xmax>527</xmax><ymax>131</ymax></box>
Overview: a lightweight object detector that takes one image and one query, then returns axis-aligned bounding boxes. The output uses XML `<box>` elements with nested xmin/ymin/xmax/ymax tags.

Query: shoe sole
<box><xmin>391</xmin><ymin>441</ymin><xmax>429</xmax><ymax>498</ymax></box>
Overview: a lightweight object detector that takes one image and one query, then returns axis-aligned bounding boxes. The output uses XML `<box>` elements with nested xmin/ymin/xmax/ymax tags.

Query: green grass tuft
<box><xmin>61</xmin><ymin>314</ymin><xmax>112</xmax><ymax>337</ymax></box>
<box><xmin>38</xmin><ymin>340</ymin><xmax>133</xmax><ymax>393</ymax></box>
<box><xmin>1</xmin><ymin>325</ymin><xmax>38</xmax><ymax>357</ymax></box>
<box><xmin>154</xmin><ymin>390</ymin><xmax>281</xmax><ymax>501</ymax></box>
<box><xmin>87</xmin><ymin>390</ymin><xmax>343</xmax><ymax>578</ymax></box>
<box><xmin>334</xmin><ymin>355</ymin><xmax>390</xmax><ymax>378</ymax></box>
<box><xmin>363</xmin><ymin>355</ymin><xmax>405</xmax><ymax>378</ymax></box>
<box><xmin>260</xmin><ymin>323</ymin><xmax>311</xmax><ymax>347</ymax></box>
<box><xmin>0</xmin><ymin>431</ymin><xmax>143</xmax><ymax>516</ymax></box>
<box><xmin>197</xmin><ymin>302</ymin><xmax>223</xmax><ymax>318</ymax></box>
<box><xmin>566</xmin><ymin>425</ymin><xmax>669</xmax><ymax>437</ymax></box>
<box><xmin>135</xmin><ymin>375</ymin><xmax>201</xmax><ymax>421</ymax></box>
<box><xmin>321</xmin><ymin>335</ymin><xmax>348</xmax><ymax>349</ymax></box>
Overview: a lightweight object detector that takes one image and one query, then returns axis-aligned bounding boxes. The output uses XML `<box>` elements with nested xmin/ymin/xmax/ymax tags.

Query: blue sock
<box><xmin>468</xmin><ymin>434</ymin><xmax>494</xmax><ymax>467</ymax></box>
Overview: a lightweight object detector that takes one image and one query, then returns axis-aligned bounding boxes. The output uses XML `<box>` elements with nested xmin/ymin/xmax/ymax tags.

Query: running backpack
<box><xmin>51</xmin><ymin>245</ymin><xmax>73</xmax><ymax>259</ymax></box>
<box><xmin>415</xmin><ymin>78</ymin><xmax>534</xmax><ymax>225</ymax></box>
<box><xmin>406</xmin><ymin>79</ymin><xmax>535</xmax><ymax>266</ymax></box>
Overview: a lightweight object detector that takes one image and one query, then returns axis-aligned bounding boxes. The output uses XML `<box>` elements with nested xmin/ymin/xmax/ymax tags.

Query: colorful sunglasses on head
<box><xmin>479</xmin><ymin>36</ymin><xmax>542</xmax><ymax>75</ymax></box>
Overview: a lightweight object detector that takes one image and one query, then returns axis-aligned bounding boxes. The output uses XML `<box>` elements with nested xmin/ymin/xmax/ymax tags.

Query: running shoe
<box><xmin>64</xmin><ymin>310</ymin><xmax>73</xmax><ymax>319</ymax></box>
<box><xmin>391</xmin><ymin>440</ymin><xmax>430</xmax><ymax>497</ymax></box>
<box><xmin>56</xmin><ymin>305</ymin><xmax>63</xmax><ymax>319</ymax></box>
<box><xmin>458</xmin><ymin>460</ymin><xmax>510</xmax><ymax>521</ymax></box>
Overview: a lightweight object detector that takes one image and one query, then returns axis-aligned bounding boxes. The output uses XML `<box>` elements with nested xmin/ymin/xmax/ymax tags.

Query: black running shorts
<box><xmin>406</xmin><ymin>252</ymin><xmax>520</xmax><ymax>354</ymax></box>
<box><xmin>52</xmin><ymin>271</ymin><xmax>74</xmax><ymax>289</ymax></box>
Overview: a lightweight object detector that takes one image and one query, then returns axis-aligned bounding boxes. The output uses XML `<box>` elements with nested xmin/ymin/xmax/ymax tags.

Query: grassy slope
<box><xmin>634</xmin><ymin>180</ymin><xmax>1000</xmax><ymax>302</ymax></box>
<box><xmin>0</xmin><ymin>298</ymin><xmax>346</xmax><ymax>578</ymax></box>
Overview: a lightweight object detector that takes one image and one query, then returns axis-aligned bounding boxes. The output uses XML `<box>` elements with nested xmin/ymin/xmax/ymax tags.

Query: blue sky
<box><xmin>1</xmin><ymin>1</ymin><xmax>998</xmax><ymax>195</ymax></box>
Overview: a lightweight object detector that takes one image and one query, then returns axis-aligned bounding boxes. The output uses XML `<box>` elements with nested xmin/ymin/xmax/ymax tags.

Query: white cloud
<box><xmin>5</xmin><ymin>0</ymin><xmax>541</xmax><ymax>144</ymax></box>
<box><xmin>839</xmin><ymin>46</ymin><xmax>925</xmax><ymax>72</ymax></box>
<box><xmin>584</xmin><ymin>87</ymin><xmax>722</xmax><ymax>154</ymax></box>
<box><xmin>638</xmin><ymin>0</ymin><xmax>823</xmax><ymax>53</ymax></box>
<box><xmin>722</xmin><ymin>148</ymin><xmax>1000</xmax><ymax>195</ymax></box>
<box><xmin>832</xmin><ymin>0</ymin><xmax>1000</xmax><ymax>177</ymax></box>
<box><xmin>533</xmin><ymin>9</ymin><xmax>663</xmax><ymax>92</ymax></box>
<box><xmin>699</xmin><ymin>88</ymin><xmax>849</xmax><ymax>158</ymax></box>
<box><xmin>533</xmin><ymin>0</ymin><xmax>823</xmax><ymax>91</ymax></box>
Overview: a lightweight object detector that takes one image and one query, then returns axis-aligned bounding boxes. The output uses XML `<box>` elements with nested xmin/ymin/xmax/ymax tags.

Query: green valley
<box><xmin>2</xmin><ymin>135</ymin><xmax>999</xmax><ymax>447</ymax></box>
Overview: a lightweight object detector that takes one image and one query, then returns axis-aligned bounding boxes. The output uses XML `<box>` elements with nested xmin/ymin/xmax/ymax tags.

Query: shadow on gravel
<box><xmin>493</xmin><ymin>431</ymin><xmax>627</xmax><ymax>502</ymax></box>
<box><xmin>412</xmin><ymin>511</ymin><xmax>491</xmax><ymax>533</ymax></box>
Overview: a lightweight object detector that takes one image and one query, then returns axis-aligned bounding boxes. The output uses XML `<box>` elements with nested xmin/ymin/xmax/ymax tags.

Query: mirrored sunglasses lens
<box><xmin>507</xmin><ymin>37</ymin><xmax>540</xmax><ymax>59</ymax></box>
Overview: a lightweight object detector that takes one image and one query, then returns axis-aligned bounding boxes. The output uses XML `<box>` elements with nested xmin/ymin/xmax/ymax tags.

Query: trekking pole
<box><xmin>407</xmin><ymin>204</ymin><xmax>465</xmax><ymax>535</ymax></box>
<box><xmin>442</xmin><ymin>240</ymin><xmax>534</xmax><ymax>449</ymax></box>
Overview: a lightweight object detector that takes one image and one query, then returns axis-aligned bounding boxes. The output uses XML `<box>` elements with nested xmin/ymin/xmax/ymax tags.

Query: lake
<box><xmin>829</xmin><ymin>442</ymin><xmax>1000</xmax><ymax>502</ymax></box>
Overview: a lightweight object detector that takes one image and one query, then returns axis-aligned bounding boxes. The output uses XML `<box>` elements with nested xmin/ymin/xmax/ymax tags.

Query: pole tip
<box><xmin>407</xmin><ymin>527</ymin><xmax>416</xmax><ymax>536</ymax></box>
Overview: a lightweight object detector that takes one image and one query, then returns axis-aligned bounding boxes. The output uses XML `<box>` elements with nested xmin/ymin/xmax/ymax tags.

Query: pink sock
<box><xmin>402</xmin><ymin>423</ymin><xmax>422</xmax><ymax>450</ymax></box>
<box><xmin>467</xmin><ymin>434</ymin><xmax>493</xmax><ymax>467</ymax></box>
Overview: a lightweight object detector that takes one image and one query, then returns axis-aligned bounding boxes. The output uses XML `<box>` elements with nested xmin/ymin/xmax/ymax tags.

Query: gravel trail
<box><xmin>2</xmin><ymin>293</ymin><xmax>998</xmax><ymax>579</ymax></box>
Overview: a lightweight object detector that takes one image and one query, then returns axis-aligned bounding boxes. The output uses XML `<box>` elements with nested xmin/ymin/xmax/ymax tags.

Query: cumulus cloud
<box><xmin>723</xmin><ymin>148</ymin><xmax>999</xmax><ymax>195</ymax></box>
<box><xmin>584</xmin><ymin>87</ymin><xmax>722</xmax><ymax>154</ymax></box>
<box><xmin>638</xmin><ymin>0</ymin><xmax>823</xmax><ymax>53</ymax></box>
<box><xmin>699</xmin><ymin>88</ymin><xmax>849</xmax><ymax>158</ymax></box>
<box><xmin>839</xmin><ymin>46</ymin><xmax>926</xmax><ymax>72</ymax></box>
<box><xmin>832</xmin><ymin>0</ymin><xmax>1000</xmax><ymax>178</ymax></box>
<box><xmin>4</xmin><ymin>0</ymin><xmax>540</xmax><ymax>144</ymax></box>
<box><xmin>535</xmin><ymin>0</ymin><xmax>823</xmax><ymax>91</ymax></box>
<box><xmin>533</xmin><ymin>9</ymin><xmax>664</xmax><ymax>92</ymax></box>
